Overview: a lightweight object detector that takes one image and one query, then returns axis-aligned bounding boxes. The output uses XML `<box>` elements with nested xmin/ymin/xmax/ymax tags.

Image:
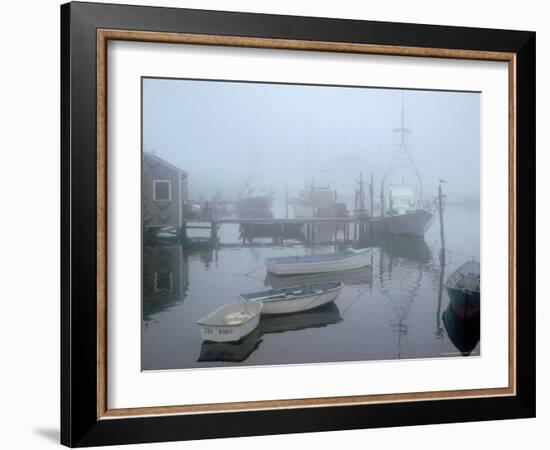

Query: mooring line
<box><xmin>342</xmin><ymin>286</ymin><xmax>370</xmax><ymax>317</ymax></box>
<box><xmin>239</xmin><ymin>264</ymin><xmax>266</xmax><ymax>277</ymax></box>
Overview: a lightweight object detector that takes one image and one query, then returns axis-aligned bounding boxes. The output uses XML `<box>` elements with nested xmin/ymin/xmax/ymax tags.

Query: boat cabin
<box><xmin>389</xmin><ymin>184</ymin><xmax>418</xmax><ymax>214</ymax></box>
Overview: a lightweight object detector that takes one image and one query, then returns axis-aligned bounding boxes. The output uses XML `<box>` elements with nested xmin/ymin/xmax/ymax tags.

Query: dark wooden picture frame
<box><xmin>61</xmin><ymin>1</ymin><xmax>535</xmax><ymax>447</ymax></box>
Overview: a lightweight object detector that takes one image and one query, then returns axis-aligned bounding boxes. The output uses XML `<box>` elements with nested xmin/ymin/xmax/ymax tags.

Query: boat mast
<box><xmin>383</xmin><ymin>92</ymin><xmax>424</xmax><ymax>199</ymax></box>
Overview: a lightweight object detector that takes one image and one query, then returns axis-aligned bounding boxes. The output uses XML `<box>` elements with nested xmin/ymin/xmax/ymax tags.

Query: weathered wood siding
<box><xmin>142</xmin><ymin>153</ymin><xmax>187</xmax><ymax>228</ymax></box>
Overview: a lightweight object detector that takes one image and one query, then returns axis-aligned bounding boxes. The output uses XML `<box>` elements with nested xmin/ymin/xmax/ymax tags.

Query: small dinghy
<box><xmin>444</xmin><ymin>260</ymin><xmax>480</xmax><ymax>316</ymax></box>
<box><xmin>239</xmin><ymin>281</ymin><xmax>343</xmax><ymax>314</ymax></box>
<box><xmin>196</xmin><ymin>300</ymin><xmax>263</xmax><ymax>342</ymax></box>
<box><xmin>265</xmin><ymin>248</ymin><xmax>370</xmax><ymax>276</ymax></box>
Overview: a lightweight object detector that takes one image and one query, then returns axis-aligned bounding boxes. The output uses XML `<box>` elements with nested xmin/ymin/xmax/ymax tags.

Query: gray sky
<box><xmin>143</xmin><ymin>78</ymin><xmax>480</xmax><ymax>205</ymax></box>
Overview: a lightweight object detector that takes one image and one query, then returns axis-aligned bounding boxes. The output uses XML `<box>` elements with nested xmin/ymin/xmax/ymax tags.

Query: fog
<box><xmin>143</xmin><ymin>78</ymin><xmax>480</xmax><ymax>207</ymax></box>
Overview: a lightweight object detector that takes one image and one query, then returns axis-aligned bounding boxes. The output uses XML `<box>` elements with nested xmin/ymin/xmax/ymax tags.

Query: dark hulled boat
<box><xmin>442</xmin><ymin>260</ymin><xmax>480</xmax><ymax>356</ymax></box>
<box><xmin>444</xmin><ymin>260</ymin><xmax>480</xmax><ymax>318</ymax></box>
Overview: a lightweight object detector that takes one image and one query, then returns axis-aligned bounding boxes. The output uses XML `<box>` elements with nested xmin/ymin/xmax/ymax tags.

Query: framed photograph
<box><xmin>61</xmin><ymin>1</ymin><xmax>535</xmax><ymax>447</ymax></box>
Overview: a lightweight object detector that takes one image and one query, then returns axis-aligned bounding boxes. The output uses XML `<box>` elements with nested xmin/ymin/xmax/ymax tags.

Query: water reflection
<box><xmin>377</xmin><ymin>243</ymin><xmax>426</xmax><ymax>359</ymax></box>
<box><xmin>240</xmin><ymin>222</ymin><xmax>305</xmax><ymax>243</ymax></box>
<box><xmin>142</xmin><ymin>206</ymin><xmax>481</xmax><ymax>369</ymax></box>
<box><xmin>259</xmin><ymin>303</ymin><xmax>342</xmax><ymax>334</ymax></box>
<box><xmin>198</xmin><ymin>303</ymin><xmax>342</xmax><ymax>362</ymax></box>
<box><xmin>142</xmin><ymin>245</ymin><xmax>188</xmax><ymax>320</ymax></box>
<box><xmin>198</xmin><ymin>328</ymin><xmax>263</xmax><ymax>363</ymax></box>
<box><xmin>370</xmin><ymin>233</ymin><xmax>432</xmax><ymax>263</ymax></box>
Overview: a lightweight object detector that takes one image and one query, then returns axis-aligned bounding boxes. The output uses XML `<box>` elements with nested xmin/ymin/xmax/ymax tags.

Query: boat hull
<box><xmin>266</xmin><ymin>249</ymin><xmax>370</xmax><ymax>276</ymax></box>
<box><xmin>445</xmin><ymin>286</ymin><xmax>480</xmax><ymax>319</ymax></box>
<box><xmin>264</xmin><ymin>266</ymin><xmax>372</xmax><ymax>289</ymax></box>
<box><xmin>444</xmin><ymin>260</ymin><xmax>480</xmax><ymax>318</ymax></box>
<box><xmin>442</xmin><ymin>300</ymin><xmax>480</xmax><ymax>355</ymax></box>
<box><xmin>260</xmin><ymin>286</ymin><xmax>341</xmax><ymax>314</ymax></box>
<box><xmin>240</xmin><ymin>282</ymin><xmax>343</xmax><ymax>315</ymax></box>
<box><xmin>197</xmin><ymin>301</ymin><xmax>263</xmax><ymax>343</ymax></box>
<box><xmin>198</xmin><ymin>315</ymin><xmax>260</xmax><ymax>342</ymax></box>
<box><xmin>372</xmin><ymin>210</ymin><xmax>434</xmax><ymax>237</ymax></box>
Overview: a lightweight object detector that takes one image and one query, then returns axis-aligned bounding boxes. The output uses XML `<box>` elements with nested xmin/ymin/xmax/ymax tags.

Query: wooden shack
<box><xmin>142</xmin><ymin>151</ymin><xmax>188</xmax><ymax>232</ymax></box>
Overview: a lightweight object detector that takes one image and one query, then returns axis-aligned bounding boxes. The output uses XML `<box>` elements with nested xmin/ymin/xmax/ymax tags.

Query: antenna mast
<box><xmin>383</xmin><ymin>92</ymin><xmax>424</xmax><ymax>199</ymax></box>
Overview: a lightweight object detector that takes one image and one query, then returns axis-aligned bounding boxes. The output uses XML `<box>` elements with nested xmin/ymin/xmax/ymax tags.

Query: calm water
<box><xmin>142</xmin><ymin>205</ymin><xmax>480</xmax><ymax>370</ymax></box>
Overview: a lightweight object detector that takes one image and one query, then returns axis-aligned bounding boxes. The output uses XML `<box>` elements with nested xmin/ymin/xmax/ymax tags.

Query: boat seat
<box><xmin>224</xmin><ymin>312</ymin><xmax>253</xmax><ymax>325</ymax></box>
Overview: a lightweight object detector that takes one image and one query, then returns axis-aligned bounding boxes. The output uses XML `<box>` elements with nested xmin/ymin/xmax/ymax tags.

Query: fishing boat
<box><xmin>238</xmin><ymin>150</ymin><xmax>274</xmax><ymax>219</ymax></box>
<box><xmin>444</xmin><ymin>260</ymin><xmax>480</xmax><ymax>317</ymax></box>
<box><xmin>196</xmin><ymin>300</ymin><xmax>263</xmax><ymax>342</ymax></box>
<box><xmin>239</xmin><ymin>281</ymin><xmax>343</xmax><ymax>314</ymax></box>
<box><xmin>372</xmin><ymin>94</ymin><xmax>434</xmax><ymax>237</ymax></box>
<box><xmin>289</xmin><ymin>182</ymin><xmax>344</xmax><ymax>218</ymax></box>
<box><xmin>265</xmin><ymin>248</ymin><xmax>370</xmax><ymax>276</ymax></box>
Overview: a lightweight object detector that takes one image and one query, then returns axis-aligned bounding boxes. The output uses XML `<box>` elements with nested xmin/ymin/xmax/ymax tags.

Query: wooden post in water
<box><xmin>388</xmin><ymin>189</ymin><xmax>394</xmax><ymax>234</ymax></box>
<box><xmin>438</xmin><ymin>184</ymin><xmax>446</xmax><ymax>252</ymax></box>
<box><xmin>179</xmin><ymin>222</ymin><xmax>188</xmax><ymax>245</ymax></box>
<box><xmin>369</xmin><ymin>173</ymin><xmax>374</xmax><ymax>215</ymax></box>
<box><xmin>380</xmin><ymin>181</ymin><xmax>385</xmax><ymax>218</ymax></box>
<box><xmin>210</xmin><ymin>221</ymin><xmax>218</xmax><ymax>244</ymax></box>
<box><xmin>436</xmin><ymin>182</ymin><xmax>446</xmax><ymax>337</ymax></box>
<box><xmin>369</xmin><ymin>173</ymin><xmax>374</xmax><ymax>241</ymax></box>
<box><xmin>285</xmin><ymin>182</ymin><xmax>289</xmax><ymax>220</ymax></box>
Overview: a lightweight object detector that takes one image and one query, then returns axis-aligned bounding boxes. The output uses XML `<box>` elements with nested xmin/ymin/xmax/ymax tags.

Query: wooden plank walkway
<box><xmin>213</xmin><ymin>217</ymin><xmax>366</xmax><ymax>225</ymax></box>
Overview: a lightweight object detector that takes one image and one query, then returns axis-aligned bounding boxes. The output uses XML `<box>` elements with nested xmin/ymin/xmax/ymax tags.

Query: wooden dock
<box><xmin>144</xmin><ymin>216</ymin><xmax>378</xmax><ymax>248</ymax></box>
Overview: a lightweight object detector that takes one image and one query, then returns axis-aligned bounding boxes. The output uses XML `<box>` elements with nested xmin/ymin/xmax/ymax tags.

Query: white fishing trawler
<box><xmin>373</xmin><ymin>95</ymin><xmax>435</xmax><ymax>237</ymax></box>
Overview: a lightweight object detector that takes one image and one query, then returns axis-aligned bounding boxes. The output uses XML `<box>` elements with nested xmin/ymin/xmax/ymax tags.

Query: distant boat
<box><xmin>444</xmin><ymin>260</ymin><xmax>480</xmax><ymax>318</ymax></box>
<box><xmin>239</xmin><ymin>281</ymin><xmax>343</xmax><ymax>314</ymax></box>
<box><xmin>238</xmin><ymin>151</ymin><xmax>274</xmax><ymax>218</ymax></box>
<box><xmin>196</xmin><ymin>301</ymin><xmax>263</xmax><ymax>342</ymax></box>
<box><xmin>238</xmin><ymin>181</ymin><xmax>274</xmax><ymax>212</ymax></box>
<box><xmin>290</xmin><ymin>182</ymin><xmax>346</xmax><ymax>218</ymax></box>
<box><xmin>265</xmin><ymin>249</ymin><xmax>370</xmax><ymax>276</ymax></box>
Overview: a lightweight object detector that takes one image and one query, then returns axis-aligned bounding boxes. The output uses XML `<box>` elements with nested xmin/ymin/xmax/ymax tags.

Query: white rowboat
<box><xmin>239</xmin><ymin>281</ymin><xmax>343</xmax><ymax>315</ymax></box>
<box><xmin>265</xmin><ymin>249</ymin><xmax>370</xmax><ymax>276</ymax></box>
<box><xmin>196</xmin><ymin>301</ymin><xmax>263</xmax><ymax>342</ymax></box>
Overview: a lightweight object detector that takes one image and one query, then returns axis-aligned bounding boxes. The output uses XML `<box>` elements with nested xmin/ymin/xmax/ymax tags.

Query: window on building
<box><xmin>155</xmin><ymin>271</ymin><xmax>173</xmax><ymax>292</ymax></box>
<box><xmin>153</xmin><ymin>180</ymin><xmax>171</xmax><ymax>201</ymax></box>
